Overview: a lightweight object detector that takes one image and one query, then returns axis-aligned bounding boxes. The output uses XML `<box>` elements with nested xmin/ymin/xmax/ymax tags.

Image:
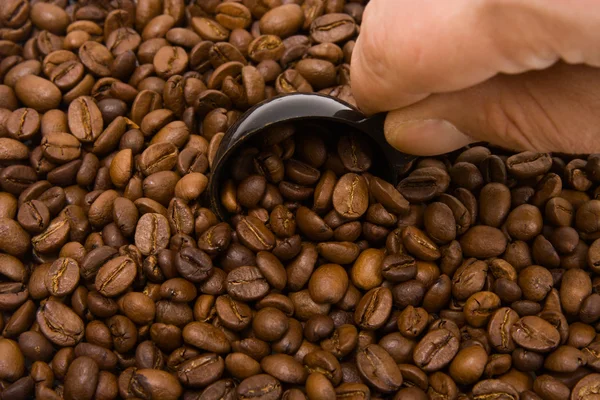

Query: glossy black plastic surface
<box><xmin>208</xmin><ymin>93</ymin><xmax>415</xmax><ymax>220</ymax></box>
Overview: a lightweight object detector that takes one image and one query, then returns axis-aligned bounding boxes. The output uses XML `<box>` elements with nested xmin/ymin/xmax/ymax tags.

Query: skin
<box><xmin>351</xmin><ymin>0</ymin><xmax>600</xmax><ymax>155</ymax></box>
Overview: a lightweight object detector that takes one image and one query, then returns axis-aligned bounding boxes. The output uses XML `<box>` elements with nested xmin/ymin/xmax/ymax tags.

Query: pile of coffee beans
<box><xmin>1</xmin><ymin>0</ymin><xmax>600</xmax><ymax>399</ymax></box>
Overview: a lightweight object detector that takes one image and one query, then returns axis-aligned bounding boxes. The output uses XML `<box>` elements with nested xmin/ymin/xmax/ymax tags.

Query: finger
<box><xmin>383</xmin><ymin>62</ymin><xmax>600</xmax><ymax>156</ymax></box>
<box><xmin>351</xmin><ymin>0</ymin><xmax>600</xmax><ymax>115</ymax></box>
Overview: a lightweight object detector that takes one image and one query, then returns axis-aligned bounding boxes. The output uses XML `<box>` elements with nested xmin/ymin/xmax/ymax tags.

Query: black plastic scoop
<box><xmin>208</xmin><ymin>92</ymin><xmax>416</xmax><ymax>220</ymax></box>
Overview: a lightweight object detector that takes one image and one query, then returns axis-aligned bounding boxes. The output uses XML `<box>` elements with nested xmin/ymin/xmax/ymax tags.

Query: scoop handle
<box><xmin>357</xmin><ymin>113</ymin><xmax>417</xmax><ymax>184</ymax></box>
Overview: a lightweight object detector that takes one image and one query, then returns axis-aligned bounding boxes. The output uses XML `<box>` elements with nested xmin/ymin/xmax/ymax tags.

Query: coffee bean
<box><xmin>464</xmin><ymin>291</ymin><xmax>501</xmax><ymax>327</ymax></box>
<box><xmin>276</xmin><ymin>69</ymin><xmax>313</xmax><ymax>93</ymax></box>
<box><xmin>309</xmin><ymin>264</ymin><xmax>347</xmax><ymax>304</ymax></box>
<box><xmin>119</xmin><ymin>292</ymin><xmax>155</xmax><ymax>326</ymax></box>
<box><xmin>473</xmin><ymin>379</ymin><xmax>520</xmax><ymax>400</ymax></box>
<box><xmin>354</xmin><ymin>287</ymin><xmax>392</xmax><ymax>330</ymax></box>
<box><xmin>560</xmin><ymin>268</ymin><xmax>592</xmax><ymax>316</ymax></box>
<box><xmin>44</xmin><ymin>257</ymin><xmax>80</xmax><ymax>297</ymax></box>
<box><xmin>226</xmin><ymin>266</ymin><xmax>269</xmax><ymax>301</ymax></box>
<box><xmin>238</xmin><ymin>175</ymin><xmax>268</xmax><ymax>208</ymax></box>
<box><xmin>259</xmin><ymin>4</ymin><xmax>304</xmax><ymax>38</ymax></box>
<box><xmin>356</xmin><ymin>344</ymin><xmax>402</xmax><ymax>392</ymax></box>
<box><xmin>506</xmin><ymin>204</ymin><xmax>544</xmax><ymax>241</ymax></box>
<box><xmin>397</xmin><ymin>306</ymin><xmax>428</xmax><ymax>339</ymax></box>
<box><xmin>296</xmin><ymin>206</ymin><xmax>333</xmax><ymax>241</ymax></box>
<box><xmin>236</xmin><ymin>216</ymin><xmax>276</xmax><ymax>251</ymax></box>
<box><xmin>17</xmin><ymin>200</ymin><xmax>50</xmax><ymax>234</ymax></box>
<box><xmin>250</xmin><ymin>306</ymin><xmax>287</xmax><ymax>342</ymax></box>
<box><xmin>261</xmin><ymin>354</ymin><xmax>307</xmax><ymax>384</ymax></box>
<box><xmin>333</xmin><ymin>173</ymin><xmax>369</xmax><ymax>219</ymax></box>
<box><xmin>64</xmin><ymin>356</ymin><xmax>100</xmax><ymax>400</ymax></box>
<box><xmin>3</xmin><ymin>300</ymin><xmax>35</xmax><ymax>339</ymax></box>
<box><xmin>253</xmin><ymin>251</ymin><xmax>286</xmax><ymax>290</ymax></box>
<box><xmin>448</xmin><ymin>345</ymin><xmax>487</xmax><ymax>385</ymax></box>
<box><xmin>402</xmin><ymin>226</ymin><xmax>441</xmax><ymax>261</ymax></box>
<box><xmin>95</xmin><ymin>256</ymin><xmax>137</xmax><ymax>297</ymax></box>
<box><xmin>135</xmin><ymin>213</ymin><xmax>171</xmax><ymax>255</ymax></box>
<box><xmin>238</xmin><ymin>374</ymin><xmax>282</xmax><ymax>400</ymax></box>
<box><xmin>398</xmin><ymin>167</ymin><xmax>450</xmax><ymax>202</ymax></box>
<box><xmin>511</xmin><ymin>316</ymin><xmax>561</xmax><ymax>352</ymax></box>
<box><xmin>154</xmin><ymin>46</ymin><xmax>189</xmax><ymax>79</ymax></box>
<box><xmin>413</xmin><ymin>329</ymin><xmax>459</xmax><ymax>372</ymax></box>
<box><xmin>128</xmin><ymin>369</ymin><xmax>182</xmax><ymax>400</ymax></box>
<box><xmin>41</xmin><ymin>132</ymin><xmax>82</xmax><ymax>164</ymax></box>
<box><xmin>183</xmin><ymin>321</ymin><xmax>231</xmax><ymax>353</ymax></box>
<box><xmin>350</xmin><ymin>248</ymin><xmax>384</xmax><ymax>290</ymax></box>
<box><xmin>337</xmin><ymin>134</ymin><xmax>372</xmax><ymax>173</ymax></box>
<box><xmin>460</xmin><ymin>225</ymin><xmax>507</xmax><ymax>258</ymax></box>
<box><xmin>571</xmin><ymin>373</ymin><xmax>600</xmax><ymax>400</ymax></box>
<box><xmin>0</xmin><ymin>217</ymin><xmax>30</xmax><ymax>256</ymax></box>
<box><xmin>175</xmin><ymin>247</ymin><xmax>213</xmax><ymax>283</ymax></box>
<box><xmin>380</xmin><ymin>253</ymin><xmax>416</xmax><ymax>283</ymax></box>
<box><xmin>79</xmin><ymin>41</ymin><xmax>114</xmax><ymax>77</ymax></box>
<box><xmin>507</xmin><ymin>152</ymin><xmax>552</xmax><ymax>178</ymax></box>
<box><xmin>310</xmin><ymin>13</ymin><xmax>356</xmax><ymax>44</ymax></box>
<box><xmin>6</xmin><ymin>107</ymin><xmax>40</xmax><ymax>141</ymax></box>
<box><xmin>37</xmin><ymin>300</ymin><xmax>84</xmax><ymax>347</ymax></box>
<box><xmin>0</xmin><ymin>338</ymin><xmax>25</xmax><ymax>383</ymax></box>
<box><xmin>195</xmin><ymin>222</ymin><xmax>231</xmax><ymax>256</ymax></box>
<box><xmin>369</xmin><ymin>176</ymin><xmax>410</xmax><ymax>215</ymax></box>
<box><xmin>14</xmin><ymin>75</ymin><xmax>61</xmax><ymax>112</ymax></box>
<box><xmin>424</xmin><ymin>202</ymin><xmax>456</xmax><ymax>244</ymax></box>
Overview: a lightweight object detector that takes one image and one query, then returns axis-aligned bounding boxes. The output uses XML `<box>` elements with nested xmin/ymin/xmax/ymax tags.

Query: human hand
<box><xmin>351</xmin><ymin>0</ymin><xmax>600</xmax><ymax>156</ymax></box>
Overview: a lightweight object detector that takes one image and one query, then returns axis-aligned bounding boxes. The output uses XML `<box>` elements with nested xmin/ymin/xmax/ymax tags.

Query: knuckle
<box><xmin>481</xmin><ymin>81</ymin><xmax>572</xmax><ymax>153</ymax></box>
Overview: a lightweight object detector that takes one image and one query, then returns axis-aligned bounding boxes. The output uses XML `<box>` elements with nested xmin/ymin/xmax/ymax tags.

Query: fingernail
<box><xmin>384</xmin><ymin>118</ymin><xmax>474</xmax><ymax>156</ymax></box>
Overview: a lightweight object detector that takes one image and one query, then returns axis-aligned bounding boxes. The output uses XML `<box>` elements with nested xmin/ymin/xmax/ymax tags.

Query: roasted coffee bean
<box><xmin>355</xmin><ymin>344</ymin><xmax>402</xmax><ymax>392</ymax></box>
<box><xmin>237</xmin><ymin>374</ymin><xmax>282</xmax><ymax>400</ymax></box>
<box><xmin>44</xmin><ymin>257</ymin><xmax>80</xmax><ymax>297</ymax></box>
<box><xmin>14</xmin><ymin>75</ymin><xmax>62</xmax><ymax>112</ymax></box>
<box><xmin>460</xmin><ymin>225</ymin><xmax>507</xmax><ymax>258</ymax></box>
<box><xmin>127</xmin><ymin>369</ymin><xmax>182</xmax><ymax>400</ymax></box>
<box><xmin>261</xmin><ymin>354</ymin><xmax>307</xmax><ymax>384</ymax></box>
<box><xmin>351</xmin><ymin>248</ymin><xmax>385</xmax><ymax>290</ymax></box>
<box><xmin>296</xmin><ymin>206</ymin><xmax>333</xmax><ymax>241</ymax></box>
<box><xmin>183</xmin><ymin>321</ymin><xmax>231</xmax><ymax>354</ymax></box>
<box><xmin>310</xmin><ymin>13</ymin><xmax>356</xmax><ymax>44</ymax></box>
<box><xmin>354</xmin><ymin>287</ymin><xmax>392</xmax><ymax>330</ymax></box>
<box><xmin>253</xmin><ymin>306</ymin><xmax>289</xmax><ymax>341</ymax></box>
<box><xmin>17</xmin><ymin>200</ymin><xmax>50</xmax><ymax>234</ymax></box>
<box><xmin>37</xmin><ymin>300</ymin><xmax>84</xmax><ymax>347</ymax></box>
<box><xmin>413</xmin><ymin>329</ymin><xmax>459</xmax><ymax>372</ymax></box>
<box><xmin>507</xmin><ymin>152</ymin><xmax>552</xmax><ymax>178</ymax></box>
<box><xmin>135</xmin><ymin>213</ymin><xmax>171</xmax><ymax>255</ymax></box>
<box><xmin>41</xmin><ymin>132</ymin><xmax>82</xmax><ymax>164</ymax></box>
<box><xmin>398</xmin><ymin>167</ymin><xmax>450</xmax><ymax>202</ymax></box>
<box><xmin>226</xmin><ymin>266</ymin><xmax>269</xmax><ymax>301</ymax></box>
<box><xmin>511</xmin><ymin>316</ymin><xmax>561</xmax><ymax>352</ymax></box>
<box><xmin>382</xmin><ymin>253</ymin><xmax>417</xmax><ymax>283</ymax></box>
<box><xmin>473</xmin><ymin>379</ymin><xmax>520</xmax><ymax>400</ymax></box>
<box><xmin>68</xmin><ymin>96</ymin><xmax>104</xmax><ymax>143</ymax></box>
<box><xmin>402</xmin><ymin>226</ymin><xmax>441</xmax><ymax>261</ymax></box>
<box><xmin>95</xmin><ymin>256</ymin><xmax>137</xmax><ymax>297</ymax></box>
<box><xmin>254</xmin><ymin>251</ymin><xmax>286</xmax><ymax>290</ymax></box>
<box><xmin>333</xmin><ymin>173</ymin><xmax>369</xmax><ymax>219</ymax></box>
<box><xmin>236</xmin><ymin>216</ymin><xmax>276</xmax><ymax>251</ymax></box>
<box><xmin>79</xmin><ymin>41</ymin><xmax>114</xmax><ymax>77</ymax></box>
<box><xmin>308</xmin><ymin>263</ymin><xmax>348</xmax><ymax>304</ymax></box>
<box><xmin>64</xmin><ymin>356</ymin><xmax>100</xmax><ymax>400</ymax></box>
<box><xmin>176</xmin><ymin>247</ymin><xmax>213</xmax><ymax>283</ymax></box>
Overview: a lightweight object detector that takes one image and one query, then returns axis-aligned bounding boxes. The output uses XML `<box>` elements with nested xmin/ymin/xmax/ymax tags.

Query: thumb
<box><xmin>384</xmin><ymin>62</ymin><xmax>600</xmax><ymax>156</ymax></box>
